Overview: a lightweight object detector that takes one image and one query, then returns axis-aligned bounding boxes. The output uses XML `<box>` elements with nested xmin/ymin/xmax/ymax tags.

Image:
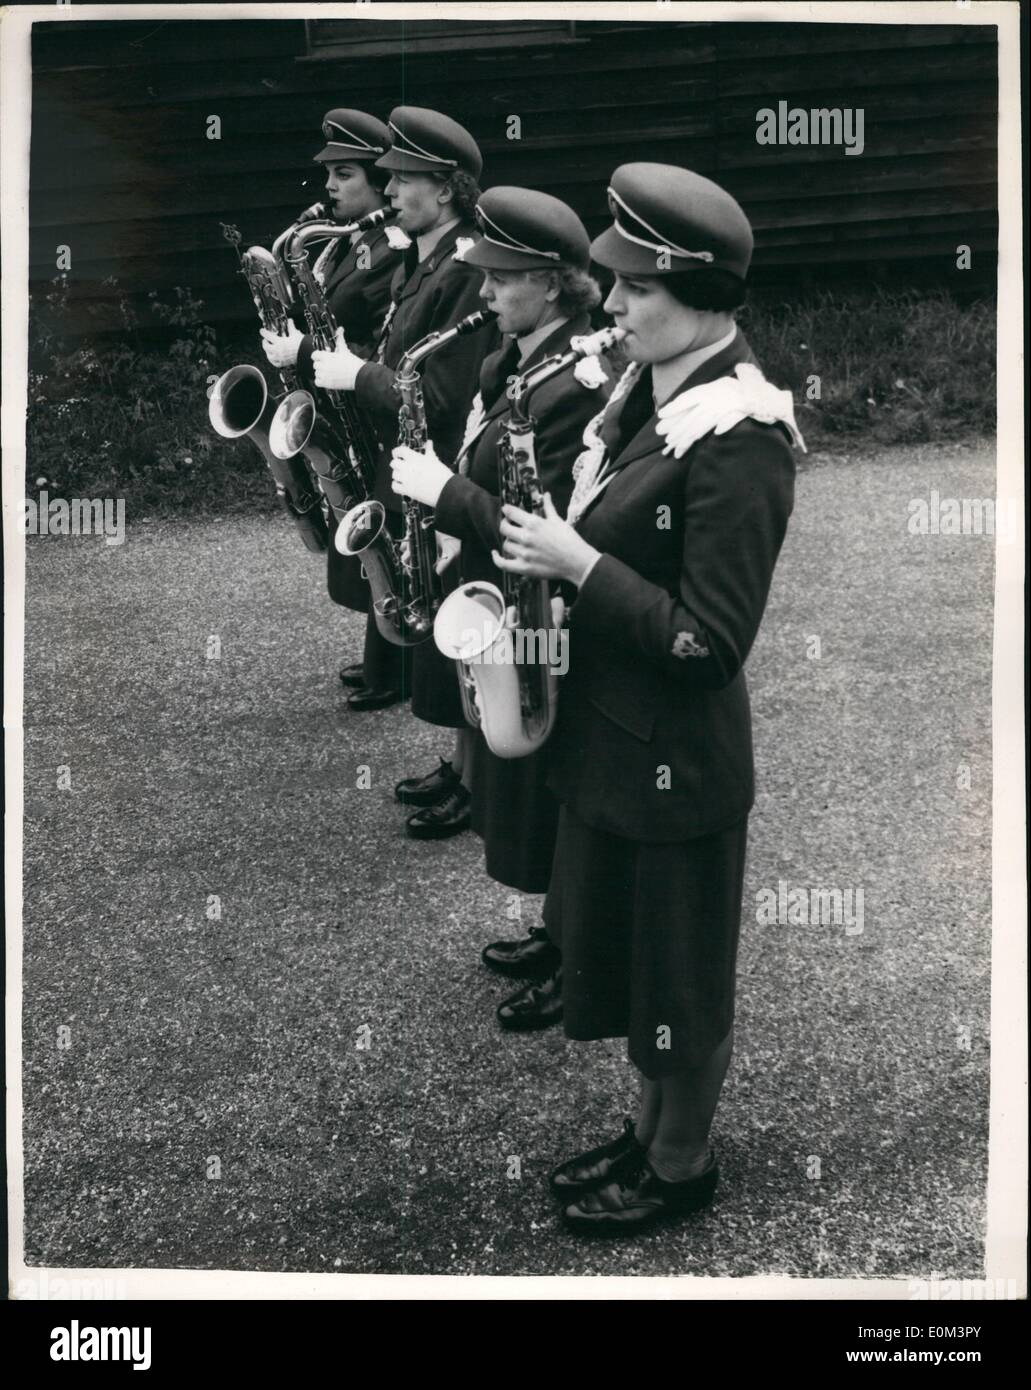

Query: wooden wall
<box><xmin>29</xmin><ymin>17</ymin><xmax>998</xmax><ymax>337</ymax></box>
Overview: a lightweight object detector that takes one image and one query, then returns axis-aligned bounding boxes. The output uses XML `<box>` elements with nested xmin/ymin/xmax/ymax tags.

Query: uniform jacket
<box><xmin>353</xmin><ymin>219</ymin><xmax>499</xmax><ymax>512</ymax></box>
<box><xmin>295</xmin><ymin>221</ymin><xmax>401</xmax><ymax>376</ymax></box>
<box><xmin>434</xmin><ymin>313</ymin><xmax>613</xmax><ymax>581</ymax></box>
<box><xmin>547</xmin><ymin>329</ymin><xmax>796</xmax><ymax>843</ymax></box>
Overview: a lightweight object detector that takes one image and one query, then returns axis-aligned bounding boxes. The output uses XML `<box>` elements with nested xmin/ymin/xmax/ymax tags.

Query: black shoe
<box><xmin>482</xmin><ymin>926</ymin><xmax>562</xmax><ymax>980</ymax></box>
<box><xmin>497</xmin><ymin>969</ymin><xmax>563</xmax><ymax>1032</ymax></box>
<box><xmin>395</xmin><ymin>757</ymin><xmax>459</xmax><ymax>807</ymax></box>
<box><xmin>338</xmin><ymin>662</ymin><xmax>365</xmax><ymax>689</ymax></box>
<box><xmin>347</xmin><ymin>684</ymin><xmax>401</xmax><ymax>712</ymax></box>
<box><xmin>548</xmin><ymin>1119</ymin><xmax>645</xmax><ymax>1201</ymax></box>
<box><xmin>405</xmin><ymin>785</ymin><xmax>471</xmax><ymax>840</ymax></box>
<box><xmin>561</xmin><ymin>1152</ymin><xmax>718</xmax><ymax>1236</ymax></box>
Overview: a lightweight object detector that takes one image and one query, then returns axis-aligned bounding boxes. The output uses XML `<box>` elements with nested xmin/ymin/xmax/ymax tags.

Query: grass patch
<box><xmin>741</xmin><ymin>288</ymin><xmax>996</xmax><ymax>447</ymax></box>
<box><xmin>25</xmin><ymin>279</ymin><xmax>996</xmax><ymax>518</ymax></box>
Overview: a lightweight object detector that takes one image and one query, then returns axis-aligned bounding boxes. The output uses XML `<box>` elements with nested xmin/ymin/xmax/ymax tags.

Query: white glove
<box><xmin>390</xmin><ymin>441</ymin><xmax>452</xmax><ymax>508</ymax></box>
<box><xmin>260</xmin><ymin>323</ymin><xmax>304</xmax><ymax>369</ymax></box>
<box><xmin>656</xmin><ymin>362</ymin><xmax>807</xmax><ymax>458</ymax></box>
<box><xmin>312</xmin><ymin>326</ymin><xmax>364</xmax><ymax>392</ymax></box>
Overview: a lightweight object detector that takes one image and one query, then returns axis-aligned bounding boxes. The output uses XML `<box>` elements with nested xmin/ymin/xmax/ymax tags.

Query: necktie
<box><xmin>401</xmin><ymin>242</ymin><xmax>420</xmax><ymax>284</ymax></box>
<box><xmin>480</xmin><ymin>337</ymin><xmax>522</xmax><ymax>412</ymax></box>
<box><xmin>609</xmin><ymin>367</ymin><xmax>655</xmax><ymax>466</ymax></box>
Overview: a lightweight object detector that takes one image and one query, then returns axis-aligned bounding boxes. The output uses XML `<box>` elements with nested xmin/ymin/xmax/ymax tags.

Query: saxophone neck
<box><xmin>398</xmin><ymin>309</ymin><xmax>497</xmax><ymax>377</ymax></box>
<box><xmin>507</xmin><ymin>324</ymin><xmax>626</xmax><ymax>418</ymax></box>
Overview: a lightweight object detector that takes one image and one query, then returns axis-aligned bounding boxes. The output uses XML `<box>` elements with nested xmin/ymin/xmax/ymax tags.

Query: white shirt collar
<box><xmin>652</xmin><ymin>325</ymin><xmax>738</xmax><ymax>407</ymax></box>
<box><xmin>415</xmin><ymin>216</ymin><xmax>461</xmax><ymax>263</ymax></box>
<box><xmin>515</xmin><ymin>315</ymin><xmax>569</xmax><ymax>364</ymax></box>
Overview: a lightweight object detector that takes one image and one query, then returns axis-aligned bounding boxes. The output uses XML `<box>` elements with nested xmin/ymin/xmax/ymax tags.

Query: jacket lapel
<box><xmin>480</xmin><ymin>314</ymin><xmax>591</xmax><ymax>427</ymax></box>
<box><xmin>396</xmin><ymin>219</ymin><xmax>474</xmax><ymax>303</ymax></box>
<box><xmin>610</xmin><ymin>329</ymin><xmax>756</xmax><ymax>471</ymax></box>
<box><xmin>321</xmin><ymin>227</ymin><xmax>376</xmax><ymax>297</ymax></box>
<box><xmin>574</xmin><ymin>329</ymin><xmax>758</xmax><ymax>528</ymax></box>
<box><xmin>456</xmin><ymin>314</ymin><xmax>592</xmax><ymax>472</ymax></box>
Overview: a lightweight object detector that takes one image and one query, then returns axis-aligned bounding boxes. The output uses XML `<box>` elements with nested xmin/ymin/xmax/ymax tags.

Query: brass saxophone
<box><xmin>434</xmin><ymin>325</ymin><xmax>624</xmax><ymax>759</ymax></box>
<box><xmin>208</xmin><ymin>213</ymin><xmax>329</xmax><ymax>553</ymax></box>
<box><xmin>268</xmin><ymin>208</ymin><xmax>429</xmax><ymax>647</ymax></box>
<box><xmin>389</xmin><ymin>309</ymin><xmax>498</xmax><ymax>642</ymax></box>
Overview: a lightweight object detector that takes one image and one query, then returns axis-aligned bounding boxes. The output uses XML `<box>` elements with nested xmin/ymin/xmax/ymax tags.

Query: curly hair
<box><xmin>433</xmin><ymin>169</ymin><xmax>482</xmax><ymax>223</ymax></box>
<box><xmin>663</xmin><ymin>268</ymin><xmax>747</xmax><ymax>313</ymax></box>
<box><xmin>526</xmin><ymin>265</ymin><xmax>601</xmax><ymax>317</ymax></box>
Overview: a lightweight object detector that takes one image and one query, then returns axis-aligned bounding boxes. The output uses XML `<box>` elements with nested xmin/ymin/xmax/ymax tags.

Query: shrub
<box><xmin>26</xmin><ymin>276</ymin><xmax>274</xmax><ymax>515</ymax></box>
<box><xmin>24</xmin><ymin>280</ymin><xmax>997</xmax><ymax>519</ymax></box>
<box><xmin>740</xmin><ymin>287</ymin><xmax>996</xmax><ymax>446</ymax></box>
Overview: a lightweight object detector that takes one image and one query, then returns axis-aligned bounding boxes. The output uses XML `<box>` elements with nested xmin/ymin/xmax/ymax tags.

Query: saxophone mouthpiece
<box><xmin>570</xmin><ymin>325</ymin><xmax>627</xmax><ymax>358</ymax></box>
<box><xmin>356</xmin><ymin>206</ymin><xmax>397</xmax><ymax>231</ymax></box>
<box><xmin>297</xmin><ymin>201</ymin><xmax>326</xmax><ymax>225</ymax></box>
<box><xmin>456</xmin><ymin>308</ymin><xmax>498</xmax><ymax>336</ymax></box>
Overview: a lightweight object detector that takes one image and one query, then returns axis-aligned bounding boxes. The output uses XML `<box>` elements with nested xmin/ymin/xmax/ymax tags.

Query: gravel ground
<box><xmin>20</xmin><ymin>439</ymin><xmax>995</xmax><ymax>1280</ymax></box>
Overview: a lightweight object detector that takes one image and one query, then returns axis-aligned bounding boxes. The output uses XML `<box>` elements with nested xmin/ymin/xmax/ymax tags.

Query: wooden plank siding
<box><xmin>28</xmin><ymin>17</ymin><xmax>998</xmax><ymax>339</ymax></box>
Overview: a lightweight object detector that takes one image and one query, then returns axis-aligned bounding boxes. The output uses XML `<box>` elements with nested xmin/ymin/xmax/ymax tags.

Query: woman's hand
<box><xmin>312</xmin><ymin>326</ymin><xmax>364</xmax><ymax>392</ymax></box>
<box><xmin>493</xmin><ymin>493</ymin><xmax>601</xmax><ymax>586</ymax></box>
<box><xmin>260</xmin><ymin>323</ymin><xmax>304</xmax><ymax>369</ymax></box>
<box><xmin>390</xmin><ymin>442</ymin><xmax>452</xmax><ymax>507</ymax></box>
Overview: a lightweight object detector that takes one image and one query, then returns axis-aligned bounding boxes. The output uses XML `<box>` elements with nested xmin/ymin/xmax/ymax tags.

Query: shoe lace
<box><xmin>423</xmin><ymin>786</ymin><xmax>467</xmax><ymax>820</ymax></box>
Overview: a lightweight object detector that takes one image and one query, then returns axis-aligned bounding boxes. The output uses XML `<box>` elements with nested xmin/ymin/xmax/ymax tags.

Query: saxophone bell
<box><xmin>434</xmin><ymin>581</ymin><xmax>558</xmax><ymax>759</ymax></box>
<box><xmin>208</xmin><ymin>362</ymin><xmax>269</xmax><ymax>440</ymax></box>
<box><xmin>334</xmin><ymin>499</ymin><xmax>434</xmax><ymax>646</ymax></box>
<box><xmin>208</xmin><ymin>365</ymin><xmax>328</xmax><ymax>554</ymax></box>
<box><xmin>268</xmin><ymin>388</ymin><xmax>319</xmax><ymax>463</ymax></box>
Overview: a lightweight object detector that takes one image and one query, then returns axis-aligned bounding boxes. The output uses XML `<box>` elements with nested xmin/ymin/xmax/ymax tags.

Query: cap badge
<box><xmin>321</xmin><ymin>120</ymin><xmax>384</xmax><ymax>155</ymax></box>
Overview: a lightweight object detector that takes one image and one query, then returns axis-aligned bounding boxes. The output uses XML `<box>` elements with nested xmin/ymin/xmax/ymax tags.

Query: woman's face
<box><xmin>384</xmin><ymin>171</ymin><xmax>448</xmax><ymax>236</ymax></box>
<box><xmin>478</xmin><ymin>268</ymin><xmax>556</xmax><ymax>337</ymax></box>
<box><xmin>603</xmin><ymin>273</ymin><xmax>713</xmax><ymax>364</ymax></box>
<box><xmin>323</xmin><ymin>162</ymin><xmax>380</xmax><ymax>223</ymax></box>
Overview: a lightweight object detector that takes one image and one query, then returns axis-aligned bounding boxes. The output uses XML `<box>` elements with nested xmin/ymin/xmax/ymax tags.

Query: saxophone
<box><xmin>208</xmin><ymin>213</ymin><xmax>330</xmax><ymax>553</ymax></box>
<box><xmin>268</xmin><ymin>209</ymin><xmax>429</xmax><ymax>647</ymax></box>
<box><xmin>434</xmin><ymin>325</ymin><xmax>624</xmax><ymax>759</ymax></box>
<box><xmin>388</xmin><ymin>309</ymin><xmax>498</xmax><ymax>642</ymax></box>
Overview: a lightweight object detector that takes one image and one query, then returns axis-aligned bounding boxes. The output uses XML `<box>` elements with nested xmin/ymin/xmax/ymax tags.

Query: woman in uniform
<box><xmin>389</xmin><ymin>187</ymin><xmax>613</xmax><ymax>1021</ymax></box>
<box><xmin>261</xmin><ymin>108</ymin><xmax>403</xmax><ymax>692</ymax></box>
<box><xmin>313</xmin><ymin>108</ymin><xmax>498</xmax><ymax>826</ymax></box>
<box><xmin>492</xmin><ymin>164</ymin><xmax>803</xmax><ymax>1234</ymax></box>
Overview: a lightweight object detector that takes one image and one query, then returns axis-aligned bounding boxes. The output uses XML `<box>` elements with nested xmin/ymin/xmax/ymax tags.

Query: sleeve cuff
<box><xmin>434</xmin><ymin>474</ymin><xmax>478</xmax><ymax>536</ymax></box>
<box><xmin>575</xmin><ymin>547</ymin><xmax>604</xmax><ymax>590</ymax></box>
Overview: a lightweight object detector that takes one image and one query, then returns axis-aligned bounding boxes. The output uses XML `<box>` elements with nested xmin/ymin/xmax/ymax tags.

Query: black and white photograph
<box><xmin>2</xmin><ymin>0</ymin><xmax>1025</xmax><ymax>1315</ymax></box>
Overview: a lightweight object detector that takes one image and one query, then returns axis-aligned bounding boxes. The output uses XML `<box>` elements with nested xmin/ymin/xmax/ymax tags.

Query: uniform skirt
<box><xmin>542</xmin><ymin>806</ymin><xmax>749</xmax><ymax>1078</ymax></box>
<box><xmin>326</xmin><ymin>514</ymin><xmax>370</xmax><ymax>613</ymax></box>
<box><xmin>465</xmin><ymin>730</ymin><xmax>560</xmax><ymax>894</ymax></box>
<box><xmin>409</xmin><ymin>560</ymin><xmax>466</xmax><ymax>729</ymax></box>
